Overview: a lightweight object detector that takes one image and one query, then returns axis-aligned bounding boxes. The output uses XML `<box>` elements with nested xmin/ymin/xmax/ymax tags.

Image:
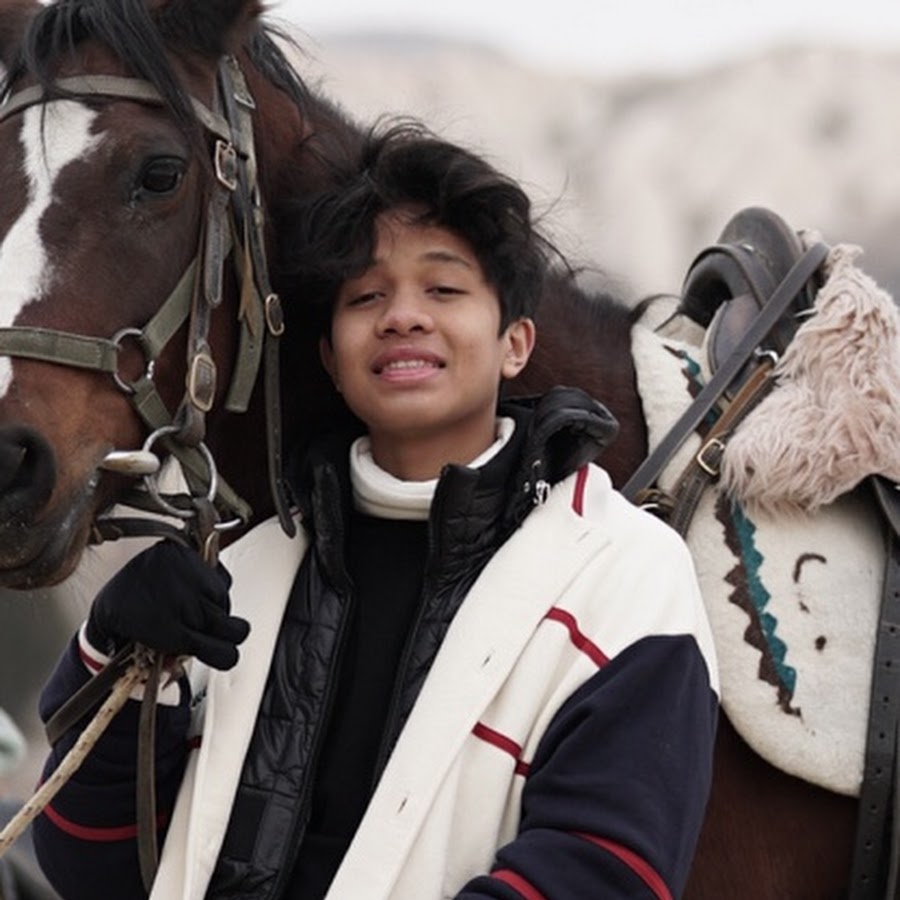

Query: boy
<box><xmin>34</xmin><ymin>123</ymin><xmax>718</xmax><ymax>900</ymax></box>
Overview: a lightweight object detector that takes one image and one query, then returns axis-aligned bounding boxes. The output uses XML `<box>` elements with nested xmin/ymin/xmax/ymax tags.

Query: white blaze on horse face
<box><xmin>0</xmin><ymin>101</ymin><xmax>100</xmax><ymax>398</ymax></box>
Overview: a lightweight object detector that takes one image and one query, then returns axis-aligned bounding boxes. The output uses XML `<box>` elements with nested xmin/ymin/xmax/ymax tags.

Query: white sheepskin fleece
<box><xmin>720</xmin><ymin>243</ymin><xmax>900</xmax><ymax>513</ymax></box>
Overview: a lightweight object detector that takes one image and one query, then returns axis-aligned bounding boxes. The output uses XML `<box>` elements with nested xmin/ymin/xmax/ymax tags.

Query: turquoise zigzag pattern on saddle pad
<box><xmin>729</xmin><ymin>503</ymin><xmax>797</xmax><ymax>705</ymax></box>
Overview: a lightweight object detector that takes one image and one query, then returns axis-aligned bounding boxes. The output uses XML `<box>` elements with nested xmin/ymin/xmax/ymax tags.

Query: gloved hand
<box><xmin>86</xmin><ymin>540</ymin><xmax>250</xmax><ymax>671</ymax></box>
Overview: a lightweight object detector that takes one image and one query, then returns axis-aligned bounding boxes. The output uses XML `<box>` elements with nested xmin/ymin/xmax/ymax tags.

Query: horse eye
<box><xmin>136</xmin><ymin>157</ymin><xmax>186</xmax><ymax>196</ymax></box>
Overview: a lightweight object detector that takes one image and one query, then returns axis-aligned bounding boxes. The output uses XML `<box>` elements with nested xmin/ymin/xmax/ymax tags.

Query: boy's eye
<box><xmin>429</xmin><ymin>285</ymin><xmax>464</xmax><ymax>296</ymax></box>
<box><xmin>347</xmin><ymin>290</ymin><xmax>382</xmax><ymax>307</ymax></box>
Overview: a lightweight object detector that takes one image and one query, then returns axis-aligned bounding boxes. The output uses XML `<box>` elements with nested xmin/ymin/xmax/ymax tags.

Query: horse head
<box><xmin>0</xmin><ymin>0</ymin><xmax>353</xmax><ymax>588</ymax></box>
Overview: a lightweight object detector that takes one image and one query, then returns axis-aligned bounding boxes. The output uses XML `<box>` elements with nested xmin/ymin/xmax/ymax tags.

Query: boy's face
<box><xmin>320</xmin><ymin>212</ymin><xmax>535</xmax><ymax>480</ymax></box>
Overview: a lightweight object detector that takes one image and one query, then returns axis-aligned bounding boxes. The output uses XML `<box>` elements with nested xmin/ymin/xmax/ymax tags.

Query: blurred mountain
<box><xmin>291</xmin><ymin>30</ymin><xmax>900</xmax><ymax>298</ymax></box>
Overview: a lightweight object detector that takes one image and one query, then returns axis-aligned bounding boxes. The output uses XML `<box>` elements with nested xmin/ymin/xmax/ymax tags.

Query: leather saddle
<box><xmin>679</xmin><ymin>205</ymin><xmax>822</xmax><ymax>397</ymax></box>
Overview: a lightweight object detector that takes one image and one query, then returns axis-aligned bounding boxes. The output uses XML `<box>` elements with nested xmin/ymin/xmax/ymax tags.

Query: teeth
<box><xmin>384</xmin><ymin>359</ymin><xmax>435</xmax><ymax>371</ymax></box>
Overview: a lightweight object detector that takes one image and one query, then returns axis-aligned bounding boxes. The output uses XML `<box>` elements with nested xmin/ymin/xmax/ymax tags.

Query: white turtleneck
<box><xmin>349</xmin><ymin>418</ymin><xmax>516</xmax><ymax>521</ymax></box>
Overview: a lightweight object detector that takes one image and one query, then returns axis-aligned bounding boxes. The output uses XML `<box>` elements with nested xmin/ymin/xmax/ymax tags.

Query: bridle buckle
<box><xmin>214</xmin><ymin>139</ymin><xmax>238</xmax><ymax>191</ymax></box>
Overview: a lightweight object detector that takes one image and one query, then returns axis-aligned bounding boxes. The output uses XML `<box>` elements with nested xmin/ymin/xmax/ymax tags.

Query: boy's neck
<box><xmin>368</xmin><ymin>422</ymin><xmax>501</xmax><ymax>481</ymax></box>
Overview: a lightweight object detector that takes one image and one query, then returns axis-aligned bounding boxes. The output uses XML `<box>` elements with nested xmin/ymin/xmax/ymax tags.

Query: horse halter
<box><xmin>0</xmin><ymin>56</ymin><xmax>296</xmax><ymax>551</ymax></box>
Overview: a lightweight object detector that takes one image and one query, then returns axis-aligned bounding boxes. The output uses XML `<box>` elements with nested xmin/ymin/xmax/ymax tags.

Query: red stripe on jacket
<box><xmin>571</xmin><ymin>465</ymin><xmax>589</xmax><ymax>516</ymax></box>
<box><xmin>472</xmin><ymin>722</ymin><xmax>531</xmax><ymax>776</ymax></box>
<box><xmin>41</xmin><ymin>803</ymin><xmax>168</xmax><ymax>843</ymax></box>
<box><xmin>471</xmin><ymin>606</ymin><xmax>609</xmax><ymax>774</ymax></box>
<box><xmin>78</xmin><ymin>643</ymin><xmax>105</xmax><ymax>673</ymax></box>
<box><xmin>545</xmin><ymin>607</ymin><xmax>609</xmax><ymax>667</ymax></box>
<box><xmin>492</xmin><ymin>834</ymin><xmax>673</xmax><ymax>900</ymax></box>
<box><xmin>492</xmin><ymin>868</ymin><xmax>547</xmax><ymax>900</ymax></box>
<box><xmin>575</xmin><ymin>832</ymin><xmax>674</xmax><ymax>900</ymax></box>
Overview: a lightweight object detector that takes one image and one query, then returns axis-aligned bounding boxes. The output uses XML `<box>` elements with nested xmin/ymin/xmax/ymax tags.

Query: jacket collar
<box><xmin>288</xmin><ymin>386</ymin><xmax>618</xmax><ymax>584</ymax></box>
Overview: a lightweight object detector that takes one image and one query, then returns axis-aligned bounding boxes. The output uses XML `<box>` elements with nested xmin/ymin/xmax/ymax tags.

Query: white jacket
<box><xmin>151</xmin><ymin>464</ymin><xmax>718</xmax><ymax>900</ymax></box>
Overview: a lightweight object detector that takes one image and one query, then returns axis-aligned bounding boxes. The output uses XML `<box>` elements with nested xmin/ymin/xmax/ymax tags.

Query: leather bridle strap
<box><xmin>621</xmin><ymin>241</ymin><xmax>830</xmax><ymax>503</ymax></box>
<box><xmin>215</xmin><ymin>55</ymin><xmax>295</xmax><ymax>536</ymax></box>
<box><xmin>0</xmin><ymin>74</ymin><xmax>231</xmax><ymax>139</ymax></box>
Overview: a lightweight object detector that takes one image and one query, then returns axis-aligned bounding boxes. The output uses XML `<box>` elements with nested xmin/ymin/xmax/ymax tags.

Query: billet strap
<box><xmin>848</xmin><ymin>479</ymin><xmax>900</xmax><ymax>900</ymax></box>
<box><xmin>622</xmin><ymin>241</ymin><xmax>829</xmax><ymax>503</ymax></box>
<box><xmin>873</xmin><ymin>476</ymin><xmax>900</xmax><ymax>540</ymax></box>
<box><xmin>848</xmin><ymin>518</ymin><xmax>900</xmax><ymax>899</ymax></box>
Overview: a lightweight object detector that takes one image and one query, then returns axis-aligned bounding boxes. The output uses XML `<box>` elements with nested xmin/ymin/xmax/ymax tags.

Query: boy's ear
<box><xmin>501</xmin><ymin>317</ymin><xmax>536</xmax><ymax>380</ymax></box>
<box><xmin>319</xmin><ymin>335</ymin><xmax>339</xmax><ymax>388</ymax></box>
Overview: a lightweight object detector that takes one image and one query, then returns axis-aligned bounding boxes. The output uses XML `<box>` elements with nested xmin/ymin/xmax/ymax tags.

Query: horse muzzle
<box><xmin>0</xmin><ymin>424</ymin><xmax>91</xmax><ymax>587</ymax></box>
<box><xmin>0</xmin><ymin>425</ymin><xmax>56</xmax><ymax>515</ymax></box>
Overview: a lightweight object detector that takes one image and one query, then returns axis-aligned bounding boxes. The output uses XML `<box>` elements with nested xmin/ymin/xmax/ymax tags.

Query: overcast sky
<box><xmin>267</xmin><ymin>0</ymin><xmax>900</xmax><ymax>76</ymax></box>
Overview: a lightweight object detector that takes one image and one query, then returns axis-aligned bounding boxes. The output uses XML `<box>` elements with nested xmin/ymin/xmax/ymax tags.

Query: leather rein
<box><xmin>0</xmin><ymin>56</ymin><xmax>296</xmax><ymax>551</ymax></box>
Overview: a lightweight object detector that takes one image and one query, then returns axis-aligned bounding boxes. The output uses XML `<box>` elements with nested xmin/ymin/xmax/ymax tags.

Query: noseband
<box><xmin>0</xmin><ymin>57</ymin><xmax>296</xmax><ymax>550</ymax></box>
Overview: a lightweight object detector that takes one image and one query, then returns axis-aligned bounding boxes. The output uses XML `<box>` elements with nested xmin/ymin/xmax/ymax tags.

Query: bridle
<box><xmin>0</xmin><ymin>55</ymin><xmax>296</xmax><ymax>555</ymax></box>
<box><xmin>0</xmin><ymin>54</ymin><xmax>296</xmax><ymax>889</ymax></box>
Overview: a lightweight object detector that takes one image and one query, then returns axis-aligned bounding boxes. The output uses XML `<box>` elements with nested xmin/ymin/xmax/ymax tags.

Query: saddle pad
<box><xmin>631</xmin><ymin>313</ymin><xmax>883</xmax><ymax>797</ymax></box>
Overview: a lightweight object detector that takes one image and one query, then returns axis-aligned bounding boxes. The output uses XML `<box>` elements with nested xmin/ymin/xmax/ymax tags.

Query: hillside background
<box><xmin>2</xmin><ymin>30</ymin><xmax>898</xmax><ymax>796</ymax></box>
<box><xmin>294</xmin><ymin>30</ymin><xmax>900</xmax><ymax>298</ymax></box>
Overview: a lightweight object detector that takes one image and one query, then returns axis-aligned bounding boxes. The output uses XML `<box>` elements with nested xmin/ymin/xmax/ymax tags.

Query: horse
<box><xmin>0</xmin><ymin>1</ymin><xmax>881</xmax><ymax>898</ymax></box>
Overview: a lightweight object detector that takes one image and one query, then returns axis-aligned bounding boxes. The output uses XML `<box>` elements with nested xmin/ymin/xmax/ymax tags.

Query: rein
<box><xmin>0</xmin><ymin>56</ymin><xmax>296</xmax><ymax>891</ymax></box>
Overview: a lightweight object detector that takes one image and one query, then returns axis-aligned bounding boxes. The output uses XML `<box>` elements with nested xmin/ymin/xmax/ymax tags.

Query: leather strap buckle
<box><xmin>187</xmin><ymin>350</ymin><xmax>217</xmax><ymax>413</ymax></box>
<box><xmin>214</xmin><ymin>139</ymin><xmax>238</xmax><ymax>191</ymax></box>
<box><xmin>696</xmin><ymin>437</ymin><xmax>726</xmax><ymax>477</ymax></box>
<box><xmin>265</xmin><ymin>293</ymin><xmax>285</xmax><ymax>337</ymax></box>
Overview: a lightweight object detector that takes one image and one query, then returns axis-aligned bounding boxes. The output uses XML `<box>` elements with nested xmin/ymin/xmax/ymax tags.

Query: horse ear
<box><xmin>0</xmin><ymin>0</ymin><xmax>38</xmax><ymax>71</ymax></box>
<box><xmin>153</xmin><ymin>0</ymin><xmax>265</xmax><ymax>59</ymax></box>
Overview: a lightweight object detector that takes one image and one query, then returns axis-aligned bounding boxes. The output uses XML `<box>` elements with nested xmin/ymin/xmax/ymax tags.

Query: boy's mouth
<box><xmin>372</xmin><ymin>350</ymin><xmax>445</xmax><ymax>375</ymax></box>
<box><xmin>378</xmin><ymin>359</ymin><xmax>442</xmax><ymax>374</ymax></box>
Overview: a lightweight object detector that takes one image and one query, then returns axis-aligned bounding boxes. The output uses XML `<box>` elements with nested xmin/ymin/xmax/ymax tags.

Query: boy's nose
<box><xmin>376</xmin><ymin>291</ymin><xmax>433</xmax><ymax>335</ymax></box>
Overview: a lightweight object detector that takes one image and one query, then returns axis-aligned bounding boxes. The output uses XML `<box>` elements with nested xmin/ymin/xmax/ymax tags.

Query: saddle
<box><xmin>624</xmin><ymin>206</ymin><xmax>900</xmax><ymax>900</ymax></box>
<box><xmin>623</xmin><ymin>206</ymin><xmax>828</xmax><ymax>530</ymax></box>
<box><xmin>680</xmin><ymin>206</ymin><xmax>820</xmax><ymax>397</ymax></box>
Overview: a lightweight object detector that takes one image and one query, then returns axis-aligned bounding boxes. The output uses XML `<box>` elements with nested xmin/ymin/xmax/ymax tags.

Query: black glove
<box><xmin>86</xmin><ymin>540</ymin><xmax>250</xmax><ymax>671</ymax></box>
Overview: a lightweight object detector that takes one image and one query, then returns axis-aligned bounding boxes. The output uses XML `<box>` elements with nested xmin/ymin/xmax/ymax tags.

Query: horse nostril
<box><xmin>0</xmin><ymin>426</ymin><xmax>56</xmax><ymax>512</ymax></box>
